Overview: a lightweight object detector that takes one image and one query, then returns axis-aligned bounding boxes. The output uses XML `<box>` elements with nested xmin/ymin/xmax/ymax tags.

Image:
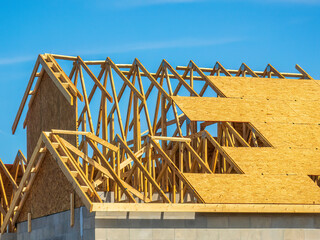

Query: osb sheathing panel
<box><xmin>172</xmin><ymin>96</ymin><xmax>320</xmax><ymax>124</ymax></box>
<box><xmin>223</xmin><ymin>147</ymin><xmax>320</xmax><ymax>175</ymax></box>
<box><xmin>184</xmin><ymin>173</ymin><xmax>320</xmax><ymax>204</ymax></box>
<box><xmin>27</xmin><ymin>72</ymin><xmax>77</xmax><ymax>159</ymax></box>
<box><xmin>252</xmin><ymin>122</ymin><xmax>320</xmax><ymax>149</ymax></box>
<box><xmin>208</xmin><ymin>76</ymin><xmax>320</xmax><ymax>101</ymax></box>
<box><xmin>17</xmin><ymin>151</ymin><xmax>83</xmax><ymax>223</ymax></box>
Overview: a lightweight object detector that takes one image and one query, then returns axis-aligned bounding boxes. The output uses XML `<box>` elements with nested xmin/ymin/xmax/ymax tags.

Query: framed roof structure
<box><xmin>1</xmin><ymin>53</ymin><xmax>320</xmax><ymax>234</ymax></box>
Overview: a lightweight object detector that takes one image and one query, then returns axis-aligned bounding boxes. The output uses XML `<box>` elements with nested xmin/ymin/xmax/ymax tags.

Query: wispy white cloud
<box><xmin>76</xmin><ymin>37</ymin><xmax>244</xmax><ymax>56</ymax></box>
<box><xmin>0</xmin><ymin>56</ymin><xmax>34</xmax><ymax>65</ymax></box>
<box><xmin>0</xmin><ymin>37</ymin><xmax>243</xmax><ymax>65</ymax></box>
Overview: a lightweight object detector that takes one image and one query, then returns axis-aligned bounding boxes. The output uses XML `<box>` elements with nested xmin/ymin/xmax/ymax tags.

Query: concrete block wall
<box><xmin>1</xmin><ymin>207</ymin><xmax>94</xmax><ymax>240</ymax></box>
<box><xmin>93</xmin><ymin>212</ymin><xmax>320</xmax><ymax>240</ymax></box>
<box><xmin>1</xmin><ymin>209</ymin><xmax>320</xmax><ymax>240</ymax></box>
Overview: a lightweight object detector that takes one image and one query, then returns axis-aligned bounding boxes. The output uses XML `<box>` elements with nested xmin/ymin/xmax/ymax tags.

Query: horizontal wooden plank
<box><xmin>92</xmin><ymin>203</ymin><xmax>320</xmax><ymax>213</ymax></box>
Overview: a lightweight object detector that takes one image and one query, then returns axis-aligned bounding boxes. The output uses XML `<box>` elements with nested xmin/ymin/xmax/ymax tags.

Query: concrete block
<box><xmin>152</xmin><ymin>228</ymin><xmax>174</xmax><ymax>240</ymax></box>
<box><xmin>82</xmin><ymin>207</ymin><xmax>95</xmax><ymax>218</ymax></box>
<box><xmin>163</xmin><ymin>212</ymin><xmax>195</xmax><ymax>220</ymax></box>
<box><xmin>96</xmin><ymin>228</ymin><xmax>129</xmax><ymax>240</ymax></box>
<box><xmin>1</xmin><ymin>233</ymin><xmax>17</xmax><ymax>240</ymax></box>
<box><xmin>95</xmin><ymin>219</ymin><xmax>119</xmax><ymax>228</ymax></box>
<box><xmin>228</xmin><ymin>216</ymin><xmax>251</xmax><ymax>228</ymax></box>
<box><xmin>250</xmin><ymin>216</ymin><xmax>272</xmax><ymax>228</ymax></box>
<box><xmin>83</xmin><ymin>228</ymin><xmax>95</xmax><ymax>240</ymax></box>
<box><xmin>160</xmin><ymin>219</ymin><xmax>186</xmax><ymax>229</ymax></box>
<box><xmin>260</xmin><ymin>229</ymin><xmax>284</xmax><ymax>240</ymax></box>
<box><xmin>219</xmin><ymin>229</ymin><xmax>241</xmax><ymax>240</ymax></box>
<box><xmin>129</xmin><ymin>212</ymin><xmax>162</xmax><ymax>219</ymax></box>
<box><xmin>284</xmin><ymin>229</ymin><xmax>304</xmax><ymax>240</ymax></box>
<box><xmin>313</xmin><ymin>215</ymin><xmax>320</xmax><ymax>228</ymax></box>
<box><xmin>17</xmin><ymin>221</ymin><xmax>27</xmax><ymax>233</ymax></box>
<box><xmin>196</xmin><ymin>229</ymin><xmax>219</xmax><ymax>240</ymax></box>
<box><xmin>84</xmin><ymin>217</ymin><xmax>95</xmax><ymax>229</ymax></box>
<box><xmin>240</xmin><ymin>229</ymin><xmax>261</xmax><ymax>240</ymax></box>
<box><xmin>175</xmin><ymin>228</ymin><xmax>197</xmax><ymax>240</ymax></box>
<box><xmin>130</xmin><ymin>228</ymin><xmax>153</xmax><ymax>240</ymax></box>
<box><xmin>30</xmin><ymin>217</ymin><xmax>47</xmax><ymax>230</ymax></box>
<box><xmin>207</xmin><ymin>216</ymin><xmax>229</xmax><ymax>228</ymax></box>
<box><xmin>95</xmin><ymin>211</ymin><xmax>128</xmax><ymax>219</ymax></box>
<box><xmin>185</xmin><ymin>216</ymin><xmax>207</xmax><ymax>228</ymax></box>
<box><xmin>271</xmin><ymin>215</ymin><xmax>313</xmax><ymax>228</ymax></box>
<box><xmin>304</xmin><ymin>229</ymin><xmax>320</xmax><ymax>240</ymax></box>
<box><xmin>128</xmin><ymin>219</ymin><xmax>154</xmax><ymax>228</ymax></box>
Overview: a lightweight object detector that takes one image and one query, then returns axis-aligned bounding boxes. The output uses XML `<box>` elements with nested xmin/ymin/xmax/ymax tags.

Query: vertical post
<box><xmin>110</xmin><ymin>113</ymin><xmax>116</xmax><ymax>198</ymax></box>
<box><xmin>134</xmin><ymin>94</ymin><xmax>141</xmax><ymax>190</ymax></box>
<box><xmin>82</xmin><ymin>113</ymin><xmax>88</xmax><ymax>177</ymax></box>
<box><xmin>179</xmin><ymin>142</ymin><xmax>184</xmax><ymax>203</ymax></box>
<box><xmin>190</xmin><ymin>68</ymin><xmax>193</xmax><ymax>95</ymax></box>
<box><xmin>147</xmin><ymin>141</ymin><xmax>152</xmax><ymax>201</ymax></box>
<box><xmin>116</xmin><ymin>143</ymin><xmax>120</xmax><ymax>202</ymax></box>
<box><xmin>28</xmin><ymin>213</ymin><xmax>31</xmax><ymax>233</ymax></box>
<box><xmin>202</xmin><ymin>136</ymin><xmax>208</xmax><ymax>167</ymax></box>
<box><xmin>161</xmin><ymin>95</ymin><xmax>167</xmax><ymax>148</ymax></box>
<box><xmin>161</xmin><ymin>95</ymin><xmax>167</xmax><ymax>190</ymax></box>
<box><xmin>70</xmin><ymin>192</ymin><xmax>74</xmax><ymax>227</ymax></box>
<box><xmin>172</xmin><ymin>153</ymin><xmax>176</xmax><ymax>203</ymax></box>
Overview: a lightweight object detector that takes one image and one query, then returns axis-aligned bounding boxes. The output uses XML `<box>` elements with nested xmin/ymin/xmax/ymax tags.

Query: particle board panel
<box><xmin>26</xmin><ymin>72</ymin><xmax>77</xmax><ymax>159</ymax></box>
<box><xmin>184</xmin><ymin>173</ymin><xmax>320</xmax><ymax>204</ymax></box>
<box><xmin>252</xmin><ymin>122</ymin><xmax>320</xmax><ymax>149</ymax></box>
<box><xmin>172</xmin><ymin>96</ymin><xmax>317</xmax><ymax>124</ymax></box>
<box><xmin>17</xmin><ymin>151</ymin><xmax>83</xmax><ymax>223</ymax></box>
<box><xmin>286</xmin><ymin>100</ymin><xmax>320</xmax><ymax>123</ymax></box>
<box><xmin>207</xmin><ymin>76</ymin><xmax>320</xmax><ymax>101</ymax></box>
<box><xmin>223</xmin><ymin>147</ymin><xmax>320</xmax><ymax>175</ymax></box>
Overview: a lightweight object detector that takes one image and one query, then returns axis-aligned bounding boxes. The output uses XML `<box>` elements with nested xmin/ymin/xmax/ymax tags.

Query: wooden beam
<box><xmin>92</xmin><ymin>203</ymin><xmax>320</xmax><ymax>213</ymax></box>
<box><xmin>28</xmin><ymin>213</ymin><xmax>31</xmax><ymax>232</ymax></box>
<box><xmin>12</xmin><ymin>56</ymin><xmax>40</xmax><ymax>134</ymax></box>
<box><xmin>149</xmin><ymin>137</ymin><xmax>205</xmax><ymax>203</ymax></box>
<box><xmin>106</xmin><ymin>57</ymin><xmax>144</xmax><ymax>101</ymax></box>
<box><xmin>70</xmin><ymin>193</ymin><xmax>74</xmax><ymax>227</ymax></box>
<box><xmin>87</xmin><ymin>139</ymin><xmax>136</xmax><ymax>203</ymax></box>
<box><xmin>116</xmin><ymin>135</ymin><xmax>171</xmax><ymax>203</ymax></box>
<box><xmin>1</xmin><ymin>136</ymin><xmax>44</xmax><ymax>233</ymax></box>
<box><xmin>77</xmin><ymin>56</ymin><xmax>113</xmax><ymax>102</ymax></box>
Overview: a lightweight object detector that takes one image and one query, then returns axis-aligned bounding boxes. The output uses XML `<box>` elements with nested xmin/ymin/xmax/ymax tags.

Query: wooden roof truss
<box><xmin>2</xmin><ymin>53</ymin><xmax>319</xmax><ymax>233</ymax></box>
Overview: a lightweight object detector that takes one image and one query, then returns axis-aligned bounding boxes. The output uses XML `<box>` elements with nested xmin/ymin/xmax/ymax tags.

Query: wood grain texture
<box><xmin>223</xmin><ymin>147</ymin><xmax>320</xmax><ymax>175</ymax></box>
<box><xmin>184</xmin><ymin>173</ymin><xmax>320</xmax><ymax>204</ymax></box>
<box><xmin>253</xmin><ymin>122</ymin><xmax>320</xmax><ymax>148</ymax></box>
<box><xmin>208</xmin><ymin>76</ymin><xmax>320</xmax><ymax>101</ymax></box>
<box><xmin>26</xmin><ymin>72</ymin><xmax>77</xmax><ymax>159</ymax></box>
<box><xmin>172</xmin><ymin>96</ymin><xmax>320</xmax><ymax>124</ymax></box>
<box><xmin>17</xmin><ymin>152</ymin><xmax>83</xmax><ymax>223</ymax></box>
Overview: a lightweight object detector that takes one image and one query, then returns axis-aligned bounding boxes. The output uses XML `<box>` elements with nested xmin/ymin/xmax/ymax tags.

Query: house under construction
<box><xmin>0</xmin><ymin>53</ymin><xmax>319</xmax><ymax>239</ymax></box>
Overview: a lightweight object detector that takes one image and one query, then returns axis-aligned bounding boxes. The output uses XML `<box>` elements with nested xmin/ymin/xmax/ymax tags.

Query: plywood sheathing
<box><xmin>17</xmin><ymin>151</ymin><xmax>83</xmax><ymax>223</ymax></box>
<box><xmin>26</xmin><ymin>72</ymin><xmax>77</xmax><ymax>159</ymax></box>
<box><xmin>223</xmin><ymin>147</ymin><xmax>320</xmax><ymax>175</ymax></box>
<box><xmin>252</xmin><ymin>122</ymin><xmax>320</xmax><ymax>149</ymax></box>
<box><xmin>172</xmin><ymin>96</ymin><xmax>320</xmax><ymax>124</ymax></box>
<box><xmin>184</xmin><ymin>173</ymin><xmax>320</xmax><ymax>204</ymax></box>
<box><xmin>208</xmin><ymin>76</ymin><xmax>320</xmax><ymax>101</ymax></box>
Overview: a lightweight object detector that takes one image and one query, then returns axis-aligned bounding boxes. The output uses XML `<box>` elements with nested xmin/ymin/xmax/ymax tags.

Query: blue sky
<box><xmin>0</xmin><ymin>0</ymin><xmax>319</xmax><ymax>163</ymax></box>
